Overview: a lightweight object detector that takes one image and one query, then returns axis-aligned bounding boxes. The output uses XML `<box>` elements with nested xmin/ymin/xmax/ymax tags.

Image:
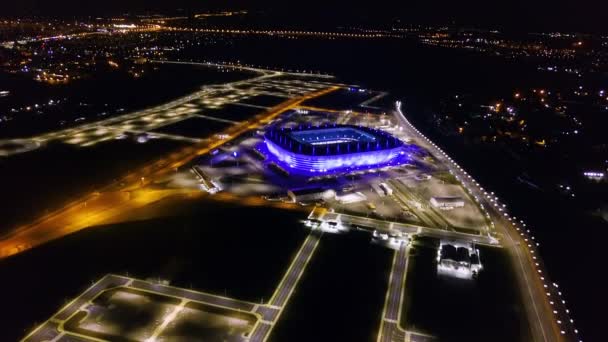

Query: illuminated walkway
<box><xmin>377</xmin><ymin>244</ymin><xmax>436</xmax><ymax>342</ymax></box>
<box><xmin>250</xmin><ymin>231</ymin><xmax>321</xmax><ymax>341</ymax></box>
<box><xmin>22</xmin><ymin>231</ymin><xmax>322</xmax><ymax>342</ymax></box>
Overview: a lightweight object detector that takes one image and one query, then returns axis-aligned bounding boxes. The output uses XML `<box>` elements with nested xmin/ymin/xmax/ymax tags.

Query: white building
<box><xmin>437</xmin><ymin>242</ymin><xmax>482</xmax><ymax>279</ymax></box>
<box><xmin>430</xmin><ymin>196</ymin><xmax>465</xmax><ymax>209</ymax></box>
<box><xmin>335</xmin><ymin>192</ymin><xmax>367</xmax><ymax>204</ymax></box>
<box><xmin>288</xmin><ymin>187</ymin><xmax>336</xmax><ymax>203</ymax></box>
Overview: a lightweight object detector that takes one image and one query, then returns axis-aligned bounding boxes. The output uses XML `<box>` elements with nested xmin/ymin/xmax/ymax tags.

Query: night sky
<box><xmin>4</xmin><ymin>0</ymin><xmax>608</xmax><ymax>33</ymax></box>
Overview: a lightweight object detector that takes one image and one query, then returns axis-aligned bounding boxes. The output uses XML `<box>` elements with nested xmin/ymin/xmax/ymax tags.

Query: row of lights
<box><xmin>163</xmin><ymin>58</ymin><xmax>332</xmax><ymax>77</ymax></box>
<box><xmin>191</xmin><ymin>59</ymin><xmax>331</xmax><ymax>77</ymax></box>
<box><xmin>165</xmin><ymin>26</ymin><xmax>391</xmax><ymax>39</ymax></box>
<box><xmin>395</xmin><ymin>101</ymin><xmax>581</xmax><ymax>341</ymax></box>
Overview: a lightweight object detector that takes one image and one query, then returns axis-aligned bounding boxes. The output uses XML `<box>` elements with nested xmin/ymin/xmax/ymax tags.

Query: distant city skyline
<box><xmin>4</xmin><ymin>0</ymin><xmax>608</xmax><ymax>34</ymax></box>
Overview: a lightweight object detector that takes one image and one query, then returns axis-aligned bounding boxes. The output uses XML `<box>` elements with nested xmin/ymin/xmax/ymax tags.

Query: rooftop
<box><xmin>265</xmin><ymin>124</ymin><xmax>404</xmax><ymax>156</ymax></box>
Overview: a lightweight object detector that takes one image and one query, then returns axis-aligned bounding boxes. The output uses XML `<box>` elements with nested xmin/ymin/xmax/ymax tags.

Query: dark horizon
<box><xmin>3</xmin><ymin>0</ymin><xmax>608</xmax><ymax>34</ymax></box>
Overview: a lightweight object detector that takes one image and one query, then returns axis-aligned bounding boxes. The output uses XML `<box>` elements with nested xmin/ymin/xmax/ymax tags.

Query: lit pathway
<box><xmin>377</xmin><ymin>244</ymin><xmax>436</xmax><ymax>342</ymax></box>
<box><xmin>311</xmin><ymin>209</ymin><xmax>498</xmax><ymax>246</ymax></box>
<box><xmin>22</xmin><ymin>231</ymin><xmax>322</xmax><ymax>342</ymax></box>
<box><xmin>249</xmin><ymin>231</ymin><xmax>322</xmax><ymax>341</ymax></box>
<box><xmin>21</xmin><ymin>274</ymin><xmax>258</xmax><ymax>342</ymax></box>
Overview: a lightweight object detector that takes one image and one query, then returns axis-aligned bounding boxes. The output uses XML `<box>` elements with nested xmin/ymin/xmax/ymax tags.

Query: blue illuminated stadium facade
<box><xmin>263</xmin><ymin>124</ymin><xmax>406</xmax><ymax>173</ymax></box>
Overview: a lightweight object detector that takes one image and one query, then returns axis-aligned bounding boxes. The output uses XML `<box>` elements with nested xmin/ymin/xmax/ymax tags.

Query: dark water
<box><xmin>0</xmin><ymin>201</ymin><xmax>308</xmax><ymax>341</ymax></box>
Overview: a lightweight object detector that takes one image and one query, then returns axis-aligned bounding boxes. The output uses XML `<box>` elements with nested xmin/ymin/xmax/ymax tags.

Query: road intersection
<box><xmin>0</xmin><ymin>86</ymin><xmax>339</xmax><ymax>260</ymax></box>
<box><xmin>377</xmin><ymin>243</ymin><xmax>435</xmax><ymax>342</ymax></box>
<box><xmin>395</xmin><ymin>102</ymin><xmax>577</xmax><ymax>341</ymax></box>
<box><xmin>5</xmin><ymin>72</ymin><xmax>580</xmax><ymax>342</ymax></box>
<box><xmin>22</xmin><ymin>230</ymin><xmax>322</xmax><ymax>342</ymax></box>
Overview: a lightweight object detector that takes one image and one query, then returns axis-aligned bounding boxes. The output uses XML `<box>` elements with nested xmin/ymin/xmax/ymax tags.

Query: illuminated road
<box><xmin>0</xmin><ymin>70</ymin><xmax>279</xmax><ymax>150</ymax></box>
<box><xmin>315</xmin><ymin>211</ymin><xmax>497</xmax><ymax>246</ymax></box>
<box><xmin>0</xmin><ymin>25</ymin><xmax>163</xmax><ymax>47</ymax></box>
<box><xmin>0</xmin><ymin>189</ymin><xmax>202</xmax><ymax>259</ymax></box>
<box><xmin>22</xmin><ymin>231</ymin><xmax>322</xmax><ymax>342</ymax></box>
<box><xmin>21</xmin><ymin>274</ymin><xmax>262</xmax><ymax>342</ymax></box>
<box><xmin>249</xmin><ymin>231</ymin><xmax>322</xmax><ymax>341</ymax></box>
<box><xmin>0</xmin><ymin>86</ymin><xmax>339</xmax><ymax>260</ymax></box>
<box><xmin>394</xmin><ymin>102</ymin><xmax>577</xmax><ymax>341</ymax></box>
<box><xmin>161</xmin><ymin>26</ymin><xmax>396</xmax><ymax>40</ymax></box>
<box><xmin>377</xmin><ymin>244</ymin><xmax>435</xmax><ymax>342</ymax></box>
<box><xmin>269</xmin><ymin>232</ymin><xmax>321</xmax><ymax>308</ymax></box>
<box><xmin>378</xmin><ymin>243</ymin><xmax>408</xmax><ymax>342</ymax></box>
<box><xmin>151</xmin><ymin>60</ymin><xmax>337</xmax><ymax>80</ymax></box>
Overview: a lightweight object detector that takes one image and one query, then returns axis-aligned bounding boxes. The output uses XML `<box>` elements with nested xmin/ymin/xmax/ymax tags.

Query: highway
<box><xmin>0</xmin><ymin>189</ymin><xmax>201</xmax><ymax>259</ymax></box>
<box><xmin>0</xmin><ymin>86</ymin><xmax>339</xmax><ymax>260</ymax></box>
<box><xmin>160</xmin><ymin>26</ymin><xmax>396</xmax><ymax>41</ymax></box>
<box><xmin>0</xmin><ymin>25</ymin><xmax>163</xmax><ymax>47</ymax></box>
<box><xmin>394</xmin><ymin>102</ymin><xmax>578</xmax><ymax>341</ymax></box>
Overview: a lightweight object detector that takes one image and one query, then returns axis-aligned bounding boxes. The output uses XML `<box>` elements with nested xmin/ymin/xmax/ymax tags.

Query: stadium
<box><xmin>263</xmin><ymin>124</ymin><xmax>407</xmax><ymax>173</ymax></box>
